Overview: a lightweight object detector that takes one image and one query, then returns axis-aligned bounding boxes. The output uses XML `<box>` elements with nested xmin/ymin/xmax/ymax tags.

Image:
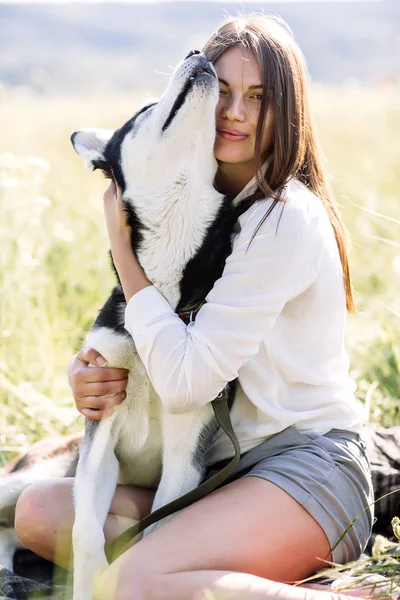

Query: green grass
<box><xmin>0</xmin><ymin>84</ymin><xmax>399</xmax><ymax>466</ymax></box>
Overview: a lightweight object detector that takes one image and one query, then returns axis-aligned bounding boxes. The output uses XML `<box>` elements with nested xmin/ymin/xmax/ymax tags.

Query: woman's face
<box><xmin>213</xmin><ymin>45</ymin><xmax>274</xmax><ymax>166</ymax></box>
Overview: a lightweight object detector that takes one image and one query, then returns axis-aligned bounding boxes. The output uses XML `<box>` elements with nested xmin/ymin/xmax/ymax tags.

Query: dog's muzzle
<box><xmin>162</xmin><ymin>53</ymin><xmax>216</xmax><ymax>132</ymax></box>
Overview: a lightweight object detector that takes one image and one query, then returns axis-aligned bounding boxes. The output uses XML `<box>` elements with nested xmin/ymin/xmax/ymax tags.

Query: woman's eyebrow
<box><xmin>217</xmin><ymin>78</ymin><xmax>263</xmax><ymax>90</ymax></box>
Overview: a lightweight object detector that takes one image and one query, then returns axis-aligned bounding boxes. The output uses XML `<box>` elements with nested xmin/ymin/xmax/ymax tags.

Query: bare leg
<box><xmin>15</xmin><ymin>478</ymin><xmax>369</xmax><ymax>600</ymax></box>
<box><xmin>143</xmin><ymin>570</ymin><xmax>361</xmax><ymax>600</ymax></box>
<box><xmin>92</xmin><ymin>477</ymin><xmax>335</xmax><ymax>600</ymax></box>
<box><xmin>14</xmin><ymin>477</ymin><xmax>155</xmax><ymax>569</ymax></box>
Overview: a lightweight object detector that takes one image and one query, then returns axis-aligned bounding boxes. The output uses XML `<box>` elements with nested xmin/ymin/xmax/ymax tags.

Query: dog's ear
<box><xmin>70</xmin><ymin>129</ymin><xmax>114</xmax><ymax>171</ymax></box>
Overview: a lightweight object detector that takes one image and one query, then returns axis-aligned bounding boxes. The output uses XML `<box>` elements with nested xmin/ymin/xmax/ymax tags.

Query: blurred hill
<box><xmin>0</xmin><ymin>1</ymin><xmax>399</xmax><ymax>94</ymax></box>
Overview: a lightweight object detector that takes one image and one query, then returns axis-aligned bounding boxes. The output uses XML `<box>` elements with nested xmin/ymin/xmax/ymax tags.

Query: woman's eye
<box><xmin>250</xmin><ymin>94</ymin><xmax>263</xmax><ymax>101</ymax></box>
<box><xmin>219</xmin><ymin>88</ymin><xmax>228</xmax><ymax>95</ymax></box>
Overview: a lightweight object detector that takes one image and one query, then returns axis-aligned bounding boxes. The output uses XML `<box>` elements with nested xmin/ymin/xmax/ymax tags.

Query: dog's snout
<box><xmin>185</xmin><ymin>50</ymin><xmax>203</xmax><ymax>60</ymax></box>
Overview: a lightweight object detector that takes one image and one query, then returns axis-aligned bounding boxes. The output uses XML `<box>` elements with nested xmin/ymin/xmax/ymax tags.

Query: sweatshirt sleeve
<box><xmin>124</xmin><ymin>200</ymin><xmax>325</xmax><ymax>414</ymax></box>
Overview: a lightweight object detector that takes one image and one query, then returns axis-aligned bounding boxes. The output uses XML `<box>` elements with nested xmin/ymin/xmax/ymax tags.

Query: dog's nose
<box><xmin>185</xmin><ymin>50</ymin><xmax>203</xmax><ymax>60</ymax></box>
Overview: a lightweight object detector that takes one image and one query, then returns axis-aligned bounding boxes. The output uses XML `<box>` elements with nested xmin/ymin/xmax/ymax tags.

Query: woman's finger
<box><xmin>81</xmin><ymin>408</ymin><xmax>122</xmax><ymax>421</ymax></box>
<box><xmin>77</xmin><ymin>347</ymin><xmax>108</xmax><ymax>367</ymax></box>
<box><xmin>77</xmin><ymin>392</ymin><xmax>127</xmax><ymax>417</ymax></box>
<box><xmin>75</xmin><ymin>378</ymin><xmax>128</xmax><ymax>398</ymax></box>
<box><xmin>76</xmin><ymin>395</ymin><xmax>106</xmax><ymax>411</ymax></box>
<box><xmin>80</xmin><ymin>408</ymin><xmax>105</xmax><ymax>421</ymax></box>
<box><xmin>74</xmin><ymin>366</ymin><xmax>129</xmax><ymax>385</ymax></box>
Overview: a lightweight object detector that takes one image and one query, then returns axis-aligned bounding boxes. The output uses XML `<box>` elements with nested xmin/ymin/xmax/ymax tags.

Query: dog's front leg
<box><xmin>72</xmin><ymin>418</ymin><xmax>119</xmax><ymax>600</ymax></box>
<box><xmin>144</xmin><ymin>406</ymin><xmax>217</xmax><ymax>536</ymax></box>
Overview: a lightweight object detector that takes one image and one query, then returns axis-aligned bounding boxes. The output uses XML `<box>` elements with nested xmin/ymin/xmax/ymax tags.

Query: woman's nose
<box><xmin>222</xmin><ymin>96</ymin><xmax>246</xmax><ymax>122</ymax></box>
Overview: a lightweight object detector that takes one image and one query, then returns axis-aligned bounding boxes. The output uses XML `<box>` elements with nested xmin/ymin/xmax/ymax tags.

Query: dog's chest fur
<box><xmin>125</xmin><ymin>175</ymin><xmax>225</xmax><ymax>309</ymax></box>
<box><xmin>115</xmin><ymin>396</ymin><xmax>163</xmax><ymax>487</ymax></box>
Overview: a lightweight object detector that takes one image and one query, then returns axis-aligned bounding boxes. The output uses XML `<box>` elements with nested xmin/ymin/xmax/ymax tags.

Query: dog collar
<box><xmin>178</xmin><ymin>301</ymin><xmax>206</xmax><ymax>325</ymax></box>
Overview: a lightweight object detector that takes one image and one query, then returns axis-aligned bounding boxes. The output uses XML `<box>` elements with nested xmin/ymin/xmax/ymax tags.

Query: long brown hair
<box><xmin>203</xmin><ymin>14</ymin><xmax>355</xmax><ymax>312</ymax></box>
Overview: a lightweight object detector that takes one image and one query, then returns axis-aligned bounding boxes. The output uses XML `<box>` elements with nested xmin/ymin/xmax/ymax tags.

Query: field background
<box><xmin>0</xmin><ymin>1</ymin><xmax>399</xmax><ymax>465</ymax></box>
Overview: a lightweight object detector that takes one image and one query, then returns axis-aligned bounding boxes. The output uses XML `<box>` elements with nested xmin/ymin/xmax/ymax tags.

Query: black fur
<box><xmin>92</xmin><ymin>284</ymin><xmax>128</xmax><ymax>335</ymax></box>
<box><xmin>177</xmin><ymin>198</ymin><xmax>254</xmax><ymax>313</ymax></box>
<box><xmin>90</xmin><ymin>104</ymin><xmax>156</xmax><ymax>285</ymax></box>
<box><xmin>7</xmin><ymin>456</ymin><xmax>29</xmax><ymax>474</ymax></box>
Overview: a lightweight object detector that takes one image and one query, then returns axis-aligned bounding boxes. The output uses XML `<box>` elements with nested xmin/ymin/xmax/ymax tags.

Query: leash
<box><xmin>105</xmin><ymin>392</ymin><xmax>240</xmax><ymax>563</ymax></box>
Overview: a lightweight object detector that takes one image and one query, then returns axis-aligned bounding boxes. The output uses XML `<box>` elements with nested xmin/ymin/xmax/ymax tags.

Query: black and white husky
<box><xmin>71</xmin><ymin>50</ymin><xmax>247</xmax><ymax>600</ymax></box>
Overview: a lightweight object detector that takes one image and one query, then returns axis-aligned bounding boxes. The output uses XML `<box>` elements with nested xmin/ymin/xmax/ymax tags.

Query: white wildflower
<box><xmin>53</xmin><ymin>221</ymin><xmax>75</xmax><ymax>243</ymax></box>
<box><xmin>372</xmin><ymin>534</ymin><xmax>392</xmax><ymax>558</ymax></box>
<box><xmin>25</xmin><ymin>156</ymin><xmax>50</xmax><ymax>174</ymax></box>
<box><xmin>392</xmin><ymin>516</ymin><xmax>400</xmax><ymax>540</ymax></box>
<box><xmin>392</xmin><ymin>255</ymin><xmax>400</xmax><ymax>275</ymax></box>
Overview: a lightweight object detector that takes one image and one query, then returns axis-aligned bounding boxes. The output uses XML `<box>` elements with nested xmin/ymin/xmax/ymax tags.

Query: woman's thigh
<box><xmin>97</xmin><ymin>475</ymin><xmax>332</xmax><ymax>600</ymax></box>
<box><xmin>14</xmin><ymin>477</ymin><xmax>155</xmax><ymax>567</ymax></box>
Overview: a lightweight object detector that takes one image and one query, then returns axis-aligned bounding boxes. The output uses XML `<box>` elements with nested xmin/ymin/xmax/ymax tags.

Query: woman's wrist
<box><xmin>113</xmin><ymin>247</ymin><xmax>152</xmax><ymax>302</ymax></box>
<box><xmin>111</xmin><ymin>237</ymin><xmax>134</xmax><ymax>268</ymax></box>
<box><xmin>102</xmin><ymin>179</ymin><xmax>152</xmax><ymax>301</ymax></box>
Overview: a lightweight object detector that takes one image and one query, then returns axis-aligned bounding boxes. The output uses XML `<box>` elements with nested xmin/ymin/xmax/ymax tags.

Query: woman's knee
<box><xmin>15</xmin><ymin>477</ymin><xmax>74</xmax><ymax>560</ymax></box>
<box><xmin>14</xmin><ymin>479</ymin><xmax>154</xmax><ymax>564</ymax></box>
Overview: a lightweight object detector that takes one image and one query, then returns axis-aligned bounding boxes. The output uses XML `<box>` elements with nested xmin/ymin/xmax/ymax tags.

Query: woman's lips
<box><xmin>217</xmin><ymin>128</ymin><xmax>249</xmax><ymax>142</ymax></box>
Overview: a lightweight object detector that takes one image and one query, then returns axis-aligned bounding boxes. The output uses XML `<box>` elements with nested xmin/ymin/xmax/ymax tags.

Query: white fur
<box><xmin>71</xmin><ymin>53</ymin><xmax>226</xmax><ymax>600</ymax></box>
<box><xmin>73</xmin><ymin>129</ymin><xmax>114</xmax><ymax>170</ymax></box>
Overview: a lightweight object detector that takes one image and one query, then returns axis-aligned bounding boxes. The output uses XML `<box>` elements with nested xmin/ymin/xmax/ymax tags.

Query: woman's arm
<box><xmin>104</xmin><ymin>182</ymin><xmax>325</xmax><ymax>415</ymax></box>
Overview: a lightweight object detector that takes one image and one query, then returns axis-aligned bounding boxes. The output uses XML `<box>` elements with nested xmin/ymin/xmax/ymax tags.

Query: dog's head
<box><xmin>71</xmin><ymin>51</ymin><xmax>219</xmax><ymax>193</ymax></box>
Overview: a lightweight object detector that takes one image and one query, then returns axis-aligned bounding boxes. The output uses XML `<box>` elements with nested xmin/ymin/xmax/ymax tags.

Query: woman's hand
<box><xmin>68</xmin><ymin>347</ymin><xmax>128</xmax><ymax>420</ymax></box>
<box><xmin>103</xmin><ymin>180</ymin><xmax>152</xmax><ymax>302</ymax></box>
<box><xmin>103</xmin><ymin>179</ymin><xmax>132</xmax><ymax>261</ymax></box>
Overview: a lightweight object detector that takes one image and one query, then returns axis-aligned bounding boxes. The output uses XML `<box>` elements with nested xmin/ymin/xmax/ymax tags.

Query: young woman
<box><xmin>15</xmin><ymin>14</ymin><xmax>374</xmax><ymax>600</ymax></box>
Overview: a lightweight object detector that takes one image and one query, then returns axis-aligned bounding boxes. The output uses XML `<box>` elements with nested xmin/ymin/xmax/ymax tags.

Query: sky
<box><xmin>1</xmin><ymin>0</ymin><xmax>383</xmax><ymax>4</ymax></box>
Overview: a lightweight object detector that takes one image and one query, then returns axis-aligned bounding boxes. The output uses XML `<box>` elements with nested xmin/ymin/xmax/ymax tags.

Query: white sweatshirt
<box><xmin>124</xmin><ymin>177</ymin><xmax>365</xmax><ymax>465</ymax></box>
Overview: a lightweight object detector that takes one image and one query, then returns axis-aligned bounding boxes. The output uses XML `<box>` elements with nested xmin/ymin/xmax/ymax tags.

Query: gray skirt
<box><xmin>203</xmin><ymin>425</ymin><xmax>374</xmax><ymax>564</ymax></box>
